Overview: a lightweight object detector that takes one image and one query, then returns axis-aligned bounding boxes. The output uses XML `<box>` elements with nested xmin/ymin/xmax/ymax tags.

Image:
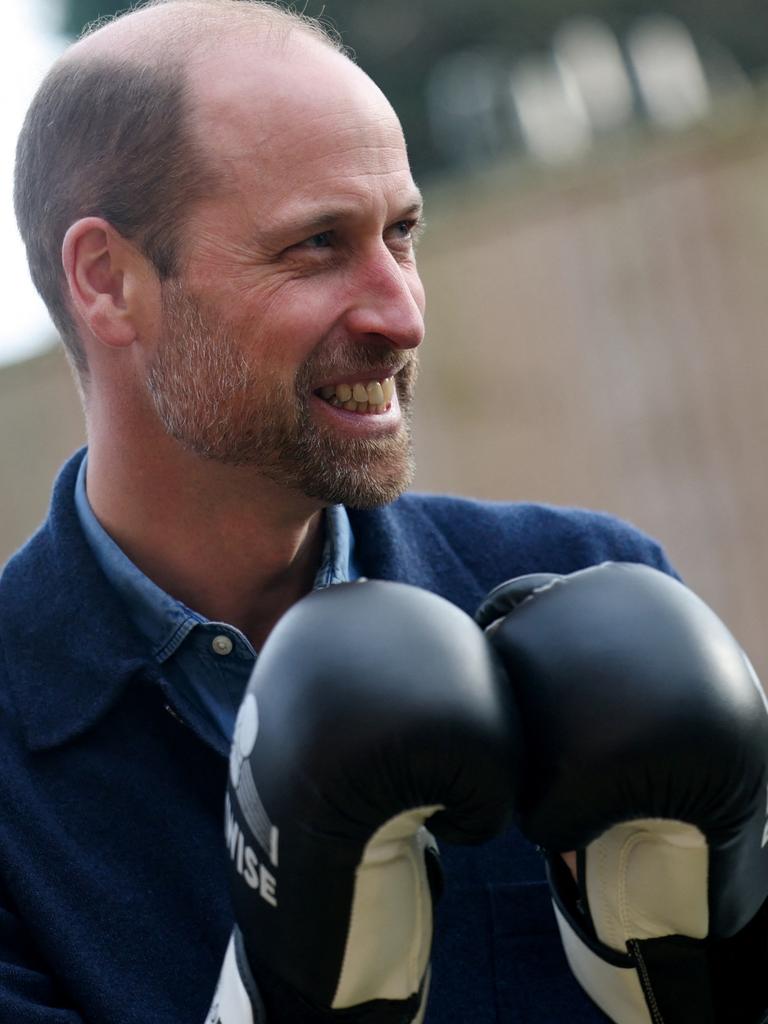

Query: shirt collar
<box><xmin>315</xmin><ymin>502</ymin><xmax>356</xmax><ymax>587</ymax></box>
<box><xmin>74</xmin><ymin>454</ymin><xmax>357</xmax><ymax>659</ymax></box>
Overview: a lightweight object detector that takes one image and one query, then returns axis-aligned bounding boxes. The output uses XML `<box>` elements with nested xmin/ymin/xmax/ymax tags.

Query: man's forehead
<box><xmin>186</xmin><ymin>35</ymin><xmax>413</xmax><ymax>199</ymax></box>
<box><xmin>189</xmin><ymin>34</ymin><xmax>393</xmax><ymax>135</ymax></box>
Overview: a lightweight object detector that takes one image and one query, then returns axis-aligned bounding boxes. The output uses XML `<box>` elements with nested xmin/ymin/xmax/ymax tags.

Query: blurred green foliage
<box><xmin>59</xmin><ymin>0</ymin><xmax>768</xmax><ymax>178</ymax></box>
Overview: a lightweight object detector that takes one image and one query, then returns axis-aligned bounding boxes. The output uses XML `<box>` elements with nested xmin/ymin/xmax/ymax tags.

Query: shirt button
<box><xmin>211</xmin><ymin>634</ymin><xmax>234</xmax><ymax>656</ymax></box>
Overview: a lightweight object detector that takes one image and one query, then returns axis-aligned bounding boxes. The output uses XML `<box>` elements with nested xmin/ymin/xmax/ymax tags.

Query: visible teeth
<box><xmin>367</xmin><ymin>381</ymin><xmax>385</xmax><ymax>405</ymax></box>
<box><xmin>319</xmin><ymin>376</ymin><xmax>395</xmax><ymax>412</ymax></box>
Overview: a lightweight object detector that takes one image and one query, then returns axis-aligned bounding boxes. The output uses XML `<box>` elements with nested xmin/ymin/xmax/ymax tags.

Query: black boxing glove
<box><xmin>209</xmin><ymin>579</ymin><xmax>519</xmax><ymax>1023</ymax></box>
<box><xmin>477</xmin><ymin>562</ymin><xmax>768</xmax><ymax>1024</ymax></box>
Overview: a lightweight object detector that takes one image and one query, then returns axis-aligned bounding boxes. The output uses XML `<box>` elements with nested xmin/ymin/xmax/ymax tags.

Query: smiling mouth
<box><xmin>315</xmin><ymin>376</ymin><xmax>396</xmax><ymax>414</ymax></box>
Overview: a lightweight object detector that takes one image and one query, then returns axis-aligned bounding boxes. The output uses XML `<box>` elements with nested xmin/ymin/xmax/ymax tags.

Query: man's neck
<box><xmin>85</xmin><ymin>436</ymin><xmax>326</xmax><ymax>649</ymax></box>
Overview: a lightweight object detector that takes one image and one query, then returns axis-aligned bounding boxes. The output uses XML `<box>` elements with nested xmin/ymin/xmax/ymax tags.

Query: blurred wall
<box><xmin>0</xmin><ymin>348</ymin><xmax>84</xmax><ymax>557</ymax></box>
<box><xmin>413</xmin><ymin>114</ymin><xmax>768</xmax><ymax>675</ymax></box>
<box><xmin>2</xmin><ymin>113</ymin><xmax>768</xmax><ymax>676</ymax></box>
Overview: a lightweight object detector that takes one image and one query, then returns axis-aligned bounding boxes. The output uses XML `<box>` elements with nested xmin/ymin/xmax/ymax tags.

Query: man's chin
<box><xmin>300</xmin><ymin>460</ymin><xmax>414</xmax><ymax>510</ymax></box>
<box><xmin>287</xmin><ymin>434</ymin><xmax>415</xmax><ymax>510</ymax></box>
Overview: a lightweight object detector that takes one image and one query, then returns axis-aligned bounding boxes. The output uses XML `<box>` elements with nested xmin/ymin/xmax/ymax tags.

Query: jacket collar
<box><xmin>0</xmin><ymin>452</ymin><xmax>487</xmax><ymax>752</ymax></box>
<box><xmin>348</xmin><ymin>498</ymin><xmax>490</xmax><ymax>615</ymax></box>
<box><xmin>0</xmin><ymin>449</ymin><xmax>159</xmax><ymax>751</ymax></box>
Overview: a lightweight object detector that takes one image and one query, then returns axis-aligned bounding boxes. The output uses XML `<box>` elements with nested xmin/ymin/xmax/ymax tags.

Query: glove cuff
<box><xmin>206</xmin><ymin>930</ymin><xmax>265</xmax><ymax>1024</ymax></box>
<box><xmin>548</xmin><ymin>853</ymin><xmax>768</xmax><ymax>1024</ymax></box>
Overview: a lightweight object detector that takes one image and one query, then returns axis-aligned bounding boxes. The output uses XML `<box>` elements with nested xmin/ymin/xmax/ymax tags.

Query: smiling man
<box><xmin>0</xmin><ymin>1</ymin><xmax>684</xmax><ymax>1023</ymax></box>
<box><xmin>23</xmin><ymin>0</ymin><xmax>425</xmax><ymax>649</ymax></box>
<box><xmin>139</xmin><ymin>28</ymin><xmax>424</xmax><ymax>513</ymax></box>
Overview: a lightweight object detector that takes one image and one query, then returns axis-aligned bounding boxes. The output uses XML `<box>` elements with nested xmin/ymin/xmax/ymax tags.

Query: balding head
<box><xmin>70</xmin><ymin>0</ymin><xmax>340</xmax><ymax>68</ymax></box>
<box><xmin>14</xmin><ymin>0</ymin><xmax>344</xmax><ymax>380</ymax></box>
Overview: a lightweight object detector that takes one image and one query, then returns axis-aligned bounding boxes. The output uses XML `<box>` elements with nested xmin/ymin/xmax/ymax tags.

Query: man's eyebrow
<box><xmin>397</xmin><ymin>198</ymin><xmax>426</xmax><ymax>222</ymax></box>
<box><xmin>260</xmin><ymin>195</ymin><xmax>426</xmax><ymax>243</ymax></box>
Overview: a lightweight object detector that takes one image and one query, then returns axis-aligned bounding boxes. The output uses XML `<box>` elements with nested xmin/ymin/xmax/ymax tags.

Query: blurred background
<box><xmin>3</xmin><ymin>0</ymin><xmax>768</xmax><ymax>676</ymax></box>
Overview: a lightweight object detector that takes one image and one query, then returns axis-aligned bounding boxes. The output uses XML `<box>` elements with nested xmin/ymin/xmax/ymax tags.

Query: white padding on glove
<box><xmin>554</xmin><ymin>902</ymin><xmax>650</xmax><ymax>1024</ymax></box>
<box><xmin>333</xmin><ymin>809</ymin><xmax>441</xmax><ymax>1012</ymax></box>
<box><xmin>205</xmin><ymin>933</ymin><xmax>255</xmax><ymax>1024</ymax></box>
<box><xmin>555</xmin><ymin>818</ymin><xmax>708</xmax><ymax>1024</ymax></box>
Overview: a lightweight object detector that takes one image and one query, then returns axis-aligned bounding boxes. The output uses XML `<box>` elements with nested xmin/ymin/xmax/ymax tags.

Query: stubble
<box><xmin>146</xmin><ymin>280</ymin><xmax>418</xmax><ymax>508</ymax></box>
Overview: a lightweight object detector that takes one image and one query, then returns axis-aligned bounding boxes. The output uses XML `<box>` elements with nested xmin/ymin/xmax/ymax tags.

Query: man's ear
<box><xmin>62</xmin><ymin>217</ymin><xmax>157</xmax><ymax>349</ymax></box>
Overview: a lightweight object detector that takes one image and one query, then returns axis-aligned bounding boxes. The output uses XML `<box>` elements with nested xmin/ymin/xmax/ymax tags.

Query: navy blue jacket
<box><xmin>0</xmin><ymin>450</ymin><xmax>675</xmax><ymax>1023</ymax></box>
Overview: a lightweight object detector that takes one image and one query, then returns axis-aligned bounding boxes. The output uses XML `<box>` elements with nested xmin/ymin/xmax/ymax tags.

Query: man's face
<box><xmin>145</xmin><ymin>37</ymin><xmax>425</xmax><ymax>508</ymax></box>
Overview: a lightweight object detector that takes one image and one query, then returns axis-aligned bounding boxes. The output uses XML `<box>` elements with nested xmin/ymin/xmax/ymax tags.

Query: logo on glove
<box><xmin>226</xmin><ymin>694</ymin><xmax>280</xmax><ymax>907</ymax></box>
<box><xmin>230</xmin><ymin>694</ymin><xmax>259</xmax><ymax>789</ymax></box>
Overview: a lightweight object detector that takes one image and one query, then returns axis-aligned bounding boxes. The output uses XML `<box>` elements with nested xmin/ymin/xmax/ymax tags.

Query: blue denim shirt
<box><xmin>74</xmin><ymin>456</ymin><xmax>358</xmax><ymax>748</ymax></box>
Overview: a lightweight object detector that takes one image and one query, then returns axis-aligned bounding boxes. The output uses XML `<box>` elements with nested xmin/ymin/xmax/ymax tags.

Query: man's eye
<box><xmin>304</xmin><ymin>231</ymin><xmax>333</xmax><ymax>248</ymax></box>
<box><xmin>388</xmin><ymin>219</ymin><xmax>422</xmax><ymax>245</ymax></box>
<box><xmin>393</xmin><ymin>221</ymin><xmax>413</xmax><ymax>238</ymax></box>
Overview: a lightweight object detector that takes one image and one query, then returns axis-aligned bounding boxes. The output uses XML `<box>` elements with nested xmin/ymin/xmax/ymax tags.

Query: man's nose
<box><xmin>344</xmin><ymin>251</ymin><xmax>425</xmax><ymax>350</ymax></box>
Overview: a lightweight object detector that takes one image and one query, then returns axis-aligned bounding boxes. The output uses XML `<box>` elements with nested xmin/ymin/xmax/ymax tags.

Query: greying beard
<box><xmin>147</xmin><ymin>282</ymin><xmax>417</xmax><ymax>508</ymax></box>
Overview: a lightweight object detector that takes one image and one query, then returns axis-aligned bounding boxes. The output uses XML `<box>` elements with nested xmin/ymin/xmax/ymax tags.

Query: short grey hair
<box><xmin>13</xmin><ymin>0</ymin><xmax>344</xmax><ymax>379</ymax></box>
